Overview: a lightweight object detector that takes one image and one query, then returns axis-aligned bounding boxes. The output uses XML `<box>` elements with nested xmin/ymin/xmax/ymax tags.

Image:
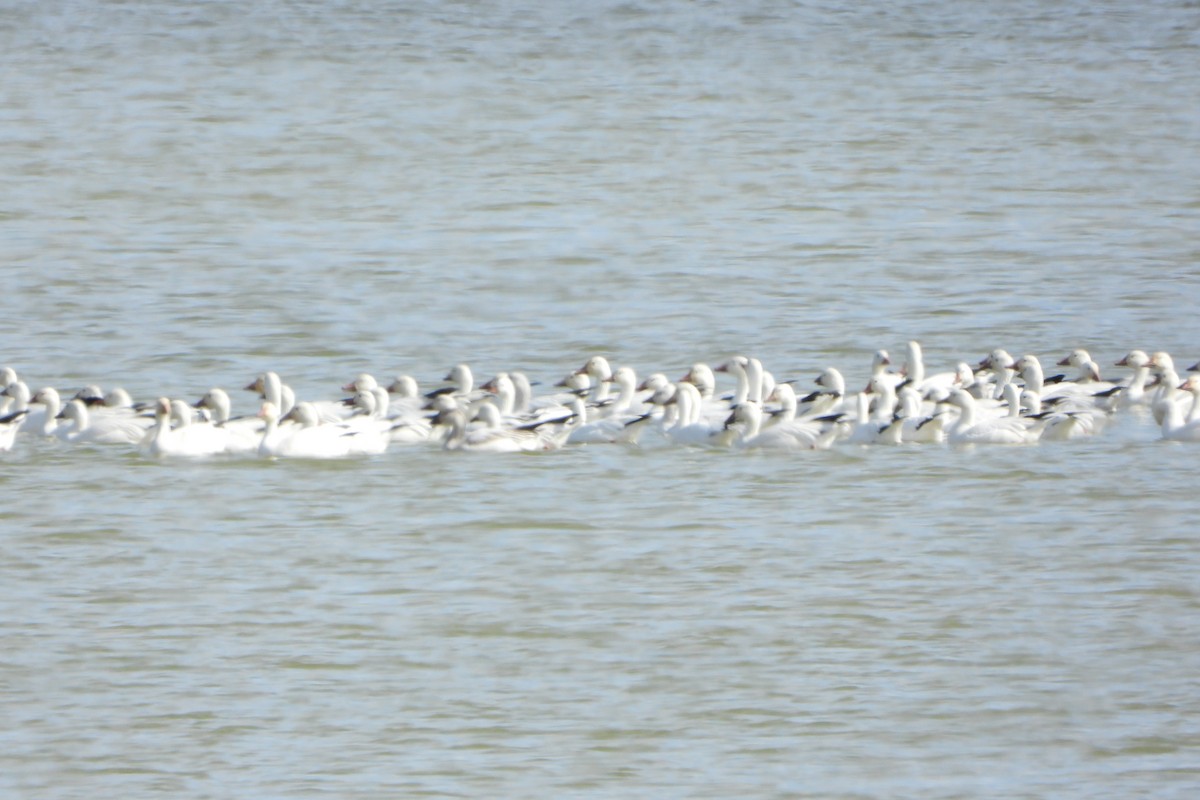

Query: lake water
<box><xmin>2</xmin><ymin>1</ymin><xmax>1199</xmax><ymax>797</ymax></box>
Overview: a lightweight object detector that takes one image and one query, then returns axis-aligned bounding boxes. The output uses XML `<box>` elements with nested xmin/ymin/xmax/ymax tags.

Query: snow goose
<box><xmin>424</xmin><ymin>363</ymin><xmax>478</xmax><ymax>408</ymax></box>
<box><xmin>898</xmin><ymin>340</ymin><xmax>957</xmax><ymax>395</ymax></box>
<box><xmin>844</xmin><ymin>390</ymin><xmax>884</xmax><ymax>445</ymax></box>
<box><xmin>432</xmin><ymin>405</ymin><xmax>566</xmax><ymax>453</ymax></box>
<box><xmin>341</xmin><ymin>373</ymin><xmax>378</xmax><ymax>395</ymax></box>
<box><xmin>81</xmin><ymin>386</ymin><xmax>149</xmax><ymax>423</ymax></box>
<box><xmin>574</xmin><ymin>356</ymin><xmax>613</xmax><ymax>406</ymax></box>
<box><xmin>680</xmin><ymin>363</ymin><xmax>717</xmax><ymax>401</ymax></box>
<box><xmin>1019</xmin><ymin>387</ymin><xmax>1096</xmax><ymax>441</ymax></box>
<box><xmin>1113</xmin><ymin>350</ymin><xmax>1153</xmax><ymax>407</ymax></box>
<box><xmin>677</xmin><ymin>363</ymin><xmax>730</xmax><ymax>426</ymax></box>
<box><xmin>245</xmin><ymin>372</ymin><xmax>298</xmax><ymax>417</ymax></box>
<box><xmin>256</xmin><ymin>401</ymin><xmax>360</xmax><ymax>459</ymax></box>
<box><xmin>55</xmin><ymin>398</ymin><xmax>153</xmax><ymax>445</ymax></box>
<box><xmin>885</xmin><ymin>385</ymin><xmax>945</xmax><ymax>444</ymax></box>
<box><xmin>29</xmin><ymin>387</ymin><xmax>65</xmax><ymax>437</ymax></box>
<box><xmin>758</xmin><ymin>362</ymin><xmax>777</xmax><ymax>408</ymax></box>
<box><xmin>370</xmin><ymin>383</ymin><xmax>433</xmax><ymax>444</ymax></box>
<box><xmin>1159</xmin><ymin>376</ymin><xmax>1200</xmax><ymax>442</ymax></box>
<box><xmin>864</xmin><ymin>374</ymin><xmax>900</xmax><ymax>425</ymax></box>
<box><xmin>564</xmin><ymin>373</ymin><xmax>647</xmax><ymax>444</ymax></box>
<box><xmin>73</xmin><ymin>385</ymin><xmax>106</xmax><ymax>406</ymax></box>
<box><xmin>565</xmin><ymin>397</ymin><xmax>629</xmax><ymax>444</ymax></box>
<box><xmin>1053</xmin><ymin>349</ymin><xmax>1120</xmax><ymax>409</ymax></box>
<box><xmin>291</xmin><ymin>399</ymin><xmax>389</xmax><ymax>456</ymax></box>
<box><xmin>1</xmin><ymin>380</ymin><xmax>37</xmax><ymax>431</ymax></box>
<box><xmin>1013</xmin><ymin>353</ymin><xmax>1112</xmax><ymax>415</ymax></box>
<box><xmin>0</xmin><ymin>367</ymin><xmax>17</xmax><ymax>414</ymax></box>
<box><xmin>195</xmin><ymin>387</ymin><xmax>265</xmax><ymax>454</ymax></box>
<box><xmin>716</xmin><ymin>356</ymin><xmax>756</xmax><ymax>407</ymax></box>
<box><xmin>951</xmin><ymin>361</ymin><xmax>989</xmax><ymax>400</ymax></box>
<box><xmin>975</xmin><ymin>349</ymin><xmax>1016</xmax><ymax>400</ymax></box>
<box><xmin>606</xmin><ymin>366</ymin><xmax>647</xmax><ymax>416</ymax></box>
<box><xmin>509</xmin><ymin>372</ymin><xmax>535</xmax><ymax>415</ymax></box>
<box><xmin>1147</xmin><ymin>352</ymin><xmax>1183</xmax><ymax>425</ymax></box>
<box><xmin>384</xmin><ymin>374</ymin><xmax>428</xmax><ymax>427</ymax></box>
<box><xmin>868</xmin><ymin>349</ymin><xmax>903</xmax><ymax>392</ymax></box>
<box><xmin>480</xmin><ymin>372</ymin><xmax>518</xmax><ymax>417</ymax></box>
<box><xmin>538</xmin><ymin>370</ymin><xmax>589</xmax><ymax>416</ymax></box>
<box><xmin>618</xmin><ymin>377</ymin><xmax>674</xmax><ymax>445</ymax></box>
<box><xmin>765</xmin><ymin>383</ymin><xmax>800</xmax><ymax>425</ymax></box>
<box><xmin>168</xmin><ymin>399</ymin><xmax>230</xmax><ymax>455</ymax></box>
<box><xmin>796</xmin><ymin>367</ymin><xmax>846</xmax><ymax>417</ymax></box>
<box><xmin>1055</xmin><ymin>349</ymin><xmax>1107</xmax><ymax>385</ymax></box>
<box><xmin>943</xmin><ymin>388</ymin><xmax>1035</xmax><ymax>444</ymax></box>
<box><xmin>387</xmin><ymin>374</ymin><xmax>420</xmax><ymax>399</ymax></box>
<box><xmin>663</xmin><ymin>381</ymin><xmax>724</xmax><ymax>447</ymax></box>
<box><xmin>141</xmin><ymin>398</ymin><xmax>224</xmax><ymax>458</ymax></box>
<box><xmin>0</xmin><ymin>408</ymin><xmax>25</xmax><ymax>451</ymax></box>
<box><xmin>724</xmin><ymin>400</ymin><xmax>838</xmax><ymax>451</ymax></box>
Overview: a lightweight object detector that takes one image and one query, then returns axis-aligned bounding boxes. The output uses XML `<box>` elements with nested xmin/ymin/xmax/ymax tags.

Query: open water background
<box><xmin>2</xmin><ymin>1</ymin><xmax>1199</xmax><ymax>797</ymax></box>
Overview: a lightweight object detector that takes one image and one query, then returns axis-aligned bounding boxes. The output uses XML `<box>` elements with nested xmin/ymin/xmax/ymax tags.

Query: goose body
<box><xmin>1160</xmin><ymin>376</ymin><xmax>1200</xmax><ymax>442</ymax></box>
<box><xmin>56</xmin><ymin>399</ymin><xmax>153</xmax><ymax>445</ymax></box>
<box><xmin>945</xmin><ymin>388</ymin><xmax>1036</xmax><ymax>445</ymax></box>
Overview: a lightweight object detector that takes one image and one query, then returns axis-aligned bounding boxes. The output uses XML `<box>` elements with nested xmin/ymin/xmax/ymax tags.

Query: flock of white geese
<box><xmin>2</xmin><ymin>343</ymin><xmax>1199</xmax><ymax>458</ymax></box>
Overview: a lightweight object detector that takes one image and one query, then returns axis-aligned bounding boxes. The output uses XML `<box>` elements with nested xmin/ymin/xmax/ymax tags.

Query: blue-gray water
<box><xmin>2</xmin><ymin>1</ymin><xmax>1199</xmax><ymax>797</ymax></box>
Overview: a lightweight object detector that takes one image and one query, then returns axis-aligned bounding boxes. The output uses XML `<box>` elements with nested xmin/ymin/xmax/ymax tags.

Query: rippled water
<box><xmin>3</xmin><ymin>1</ymin><xmax>1200</xmax><ymax>797</ymax></box>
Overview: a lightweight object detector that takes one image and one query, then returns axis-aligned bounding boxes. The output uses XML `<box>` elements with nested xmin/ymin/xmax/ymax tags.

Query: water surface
<box><xmin>2</xmin><ymin>1</ymin><xmax>1199</xmax><ymax>797</ymax></box>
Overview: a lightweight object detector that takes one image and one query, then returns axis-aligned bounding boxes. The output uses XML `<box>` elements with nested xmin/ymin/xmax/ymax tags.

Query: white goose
<box><xmin>195</xmin><ymin>387</ymin><xmax>264</xmax><ymax>454</ymax></box>
<box><xmin>1019</xmin><ymin>387</ymin><xmax>1095</xmax><ymax>441</ymax></box>
<box><xmin>606</xmin><ymin>366</ymin><xmax>649</xmax><ymax>416</ymax></box>
<box><xmin>717</xmin><ymin>355</ymin><xmax>765</xmax><ymax>407</ymax></box>
<box><xmin>663</xmin><ymin>381</ymin><xmax>723</xmax><ymax>447</ymax></box>
<box><xmin>245</xmin><ymin>372</ymin><xmax>297</xmax><ymax>418</ymax></box>
<box><xmin>795</xmin><ymin>367</ymin><xmax>847</xmax><ymax>417</ymax></box>
<box><xmin>1055</xmin><ymin>349</ymin><xmax>1108</xmax><ymax>385</ymax></box>
<box><xmin>1</xmin><ymin>380</ymin><xmax>39</xmax><ymax>432</ymax></box>
<box><xmin>564</xmin><ymin>397</ymin><xmax>628</xmax><ymax>444</ymax></box>
<box><xmin>432</xmin><ymin>405</ymin><xmax>567</xmax><ymax>453</ymax></box>
<box><xmin>1113</xmin><ymin>350</ymin><xmax>1153</xmax><ymax>407</ymax></box>
<box><xmin>387</xmin><ymin>374</ymin><xmax>420</xmax><ymax>399</ymax></box>
<box><xmin>1148</xmin><ymin>352</ymin><xmax>1183</xmax><ymax>425</ymax></box>
<box><xmin>29</xmin><ymin>387</ymin><xmax>65</xmax><ymax>438</ymax></box>
<box><xmin>381</xmin><ymin>374</ymin><xmax>431</xmax><ymax>439</ymax></box>
<box><xmin>55</xmin><ymin>398</ymin><xmax>153</xmax><ymax>445</ymax></box>
<box><xmin>257</xmin><ymin>401</ymin><xmax>360</xmax><ymax>459</ymax></box>
<box><xmin>868</xmin><ymin>349</ymin><xmax>903</xmax><ymax>392</ymax></box>
<box><xmin>679</xmin><ymin>363</ymin><xmax>717</xmax><ymax>402</ymax></box>
<box><xmin>171</xmin><ymin>399</ymin><xmax>231</xmax><ymax>455</ymax></box>
<box><xmin>1159</xmin><ymin>376</ymin><xmax>1200</xmax><ymax>442</ymax></box>
<box><xmin>898</xmin><ymin>340</ymin><xmax>957</xmax><ymax>396</ymax></box>
<box><xmin>944</xmin><ymin>388</ymin><xmax>1035</xmax><ymax>444</ymax></box>
<box><xmin>884</xmin><ymin>386</ymin><xmax>946</xmax><ymax>444</ymax></box>
<box><xmin>141</xmin><ymin>398</ymin><xmax>225</xmax><ymax>458</ymax></box>
<box><xmin>0</xmin><ymin>367</ymin><xmax>18</xmax><ymax>415</ymax></box>
<box><xmin>480</xmin><ymin>372</ymin><xmax>518</xmax><ymax>417</ymax></box>
<box><xmin>425</xmin><ymin>363</ymin><xmax>479</xmax><ymax>409</ymax></box>
<box><xmin>975</xmin><ymin>349</ymin><xmax>1016</xmax><ymax>400</ymax></box>
<box><xmin>288</xmin><ymin>400</ymin><xmax>389</xmax><ymax>456</ymax></box>
<box><xmin>1013</xmin><ymin>354</ymin><xmax>1111</xmax><ymax>417</ymax></box>
<box><xmin>844</xmin><ymin>391</ymin><xmax>883</xmax><ymax>445</ymax></box>
<box><xmin>724</xmin><ymin>400</ymin><xmax>838</xmax><ymax>451</ymax></box>
<box><xmin>575</xmin><ymin>356</ymin><xmax>613</xmax><ymax>407</ymax></box>
<box><xmin>0</xmin><ymin>408</ymin><xmax>25</xmax><ymax>451</ymax></box>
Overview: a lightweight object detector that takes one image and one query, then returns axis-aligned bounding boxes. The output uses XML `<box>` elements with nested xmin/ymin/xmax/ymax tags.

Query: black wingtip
<box><xmin>1</xmin><ymin>409</ymin><xmax>28</xmax><ymax>425</ymax></box>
